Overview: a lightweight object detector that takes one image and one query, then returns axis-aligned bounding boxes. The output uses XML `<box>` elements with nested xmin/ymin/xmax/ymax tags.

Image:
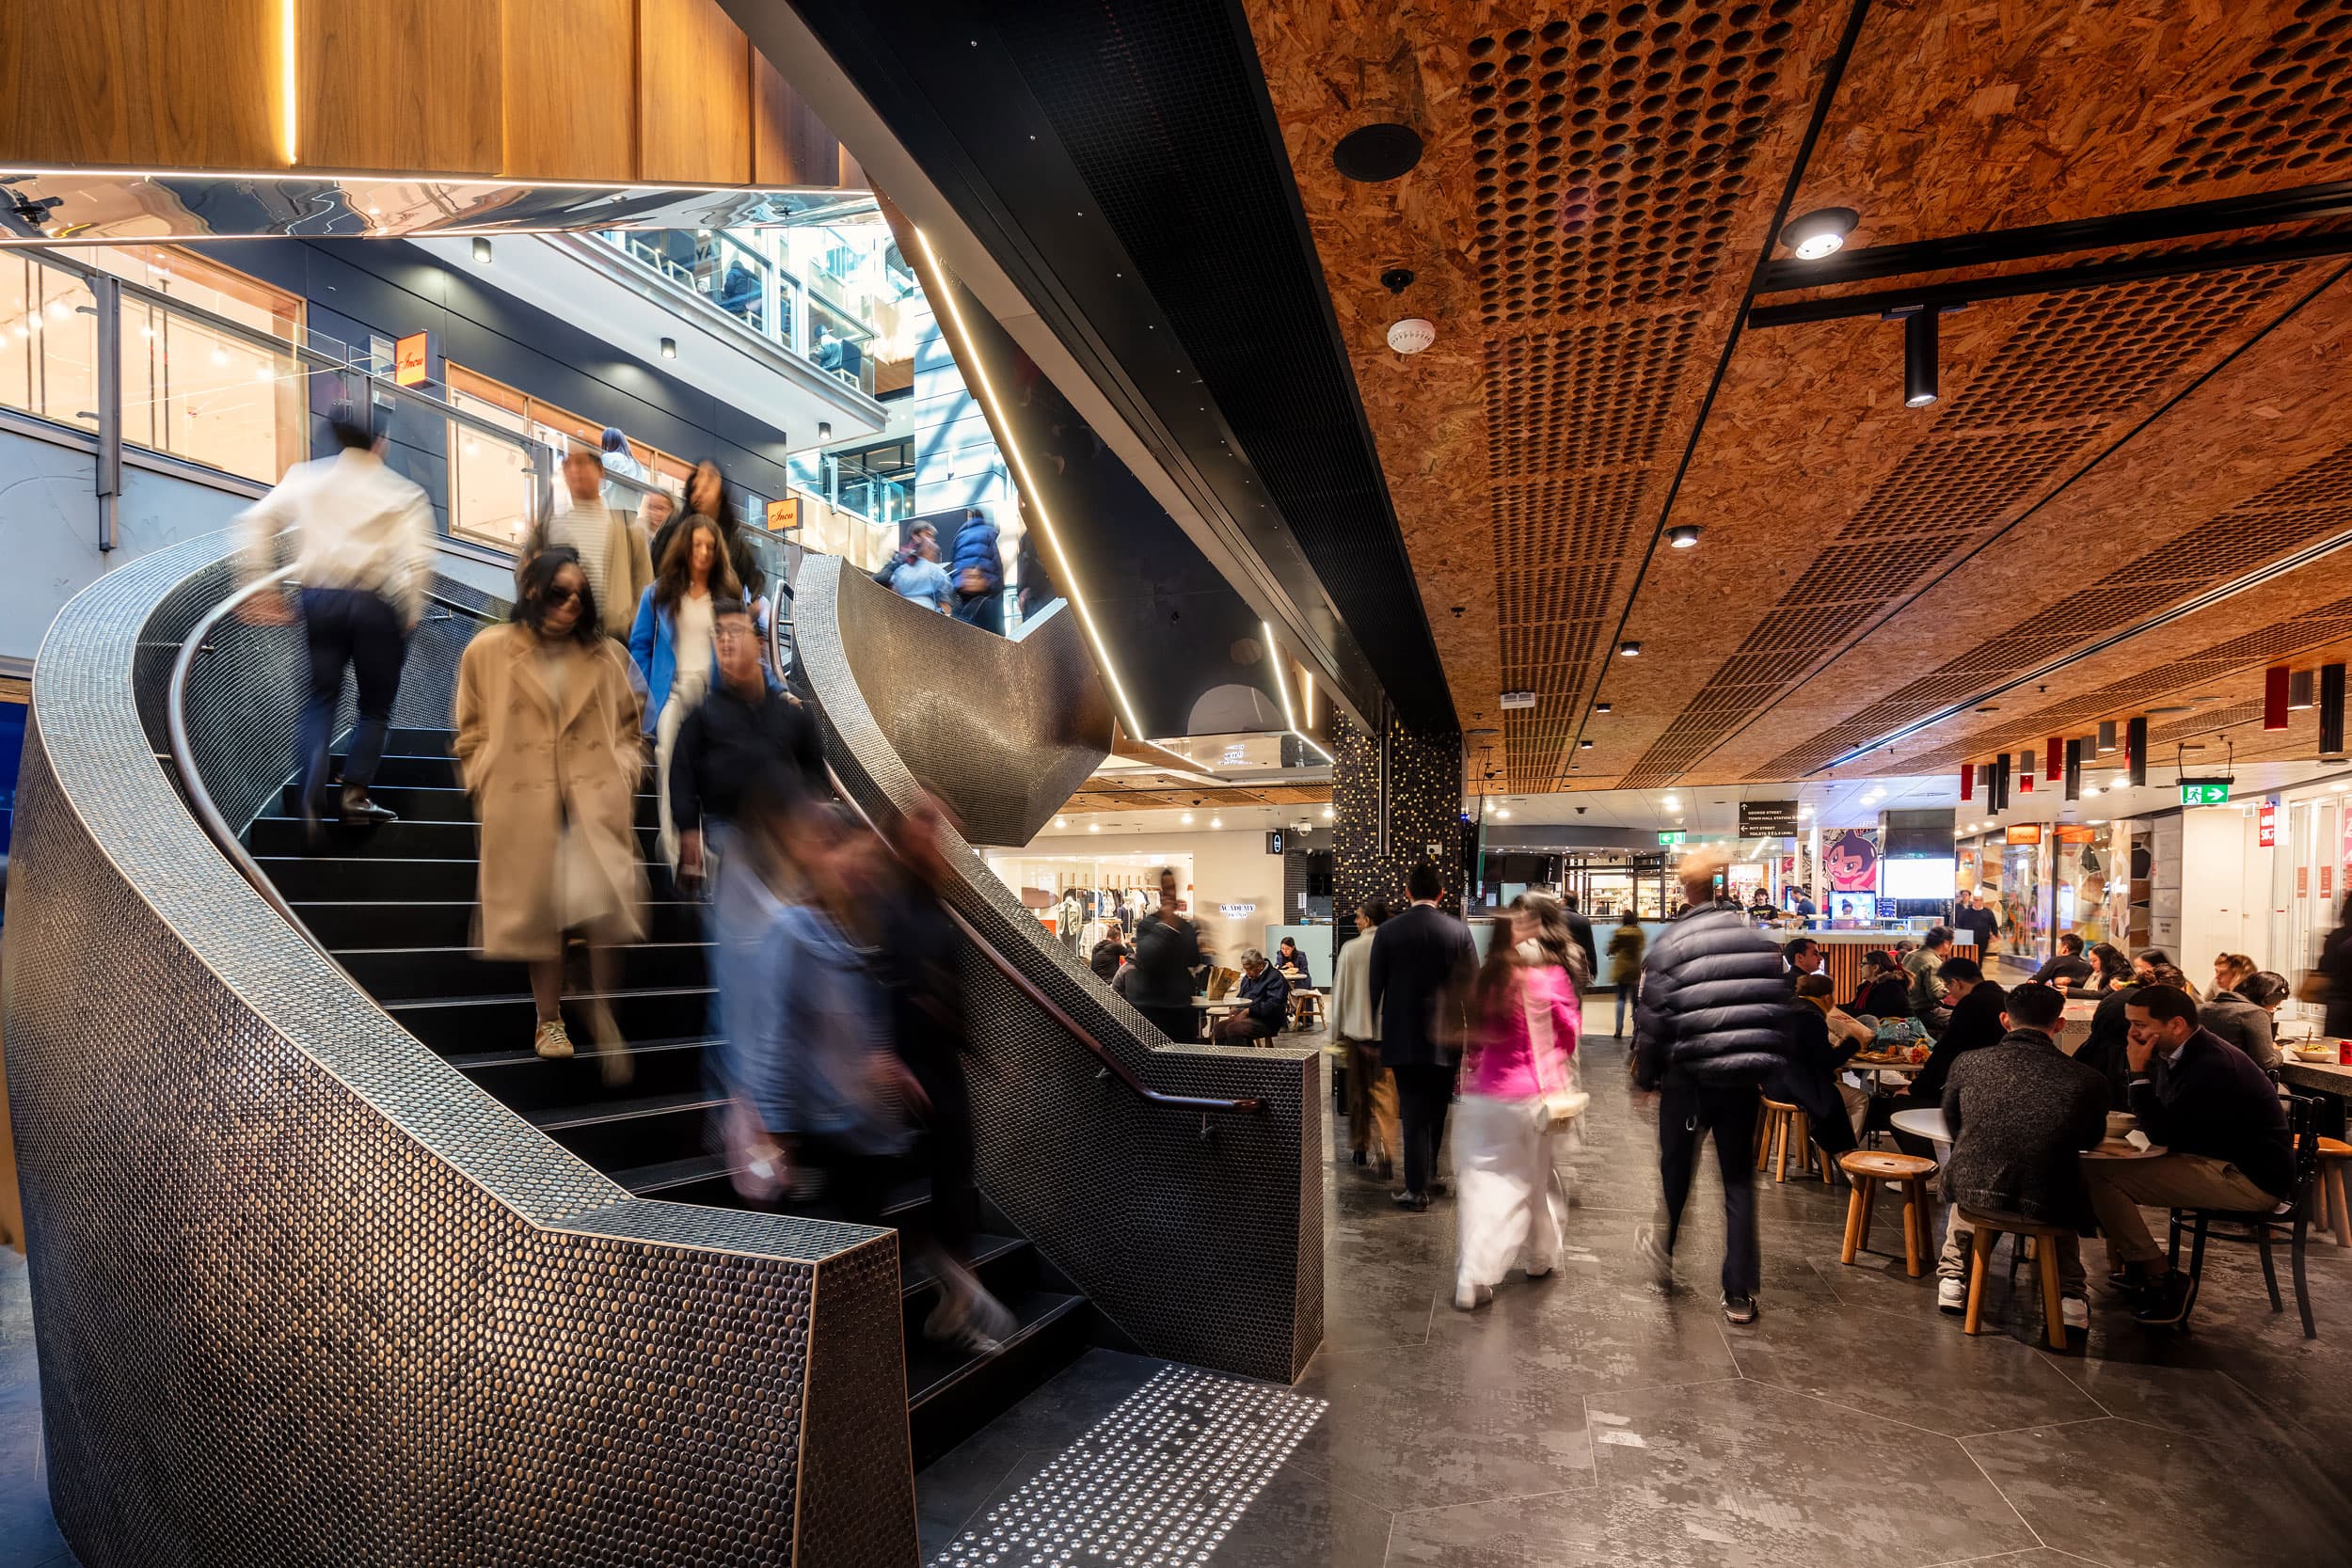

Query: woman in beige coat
<box><xmin>455</xmin><ymin>547</ymin><xmax>649</xmax><ymax>1063</ymax></box>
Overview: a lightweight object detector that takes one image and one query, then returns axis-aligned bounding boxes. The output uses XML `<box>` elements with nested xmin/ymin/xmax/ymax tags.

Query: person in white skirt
<box><xmin>1453</xmin><ymin>911</ymin><xmax>1582</xmax><ymax>1310</ymax></box>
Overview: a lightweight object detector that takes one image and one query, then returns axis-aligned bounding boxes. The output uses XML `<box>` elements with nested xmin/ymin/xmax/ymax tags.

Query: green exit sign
<box><xmin>1659</xmin><ymin>831</ymin><xmax>1688</xmax><ymax>846</ymax></box>
<box><xmin>2179</xmin><ymin>779</ymin><xmax>2233</xmax><ymax>805</ymax></box>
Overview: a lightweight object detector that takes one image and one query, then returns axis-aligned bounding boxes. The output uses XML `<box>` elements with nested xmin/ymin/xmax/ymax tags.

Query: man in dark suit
<box><xmin>1559</xmin><ymin>892</ymin><xmax>1600</xmax><ymax>990</ymax></box>
<box><xmin>1368</xmin><ymin>860</ymin><xmax>1475</xmax><ymax>1211</ymax></box>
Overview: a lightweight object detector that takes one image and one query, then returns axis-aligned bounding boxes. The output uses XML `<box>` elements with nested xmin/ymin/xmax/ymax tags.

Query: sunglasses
<box><xmin>543</xmin><ymin>585</ymin><xmax>581</xmax><ymax>609</ymax></box>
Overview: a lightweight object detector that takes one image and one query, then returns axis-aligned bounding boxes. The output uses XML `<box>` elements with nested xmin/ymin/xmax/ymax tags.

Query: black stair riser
<box><xmin>908</xmin><ymin>1297</ymin><xmax>1094</xmax><ymax>1469</ymax></box>
<box><xmin>258</xmin><ymin>857</ymin><xmax>681</xmax><ymax>902</ymax></box>
<box><xmin>343</xmin><ymin>942</ymin><xmax>707</xmax><ymax>1002</ymax></box>
<box><xmin>457</xmin><ymin>1041</ymin><xmax>712</xmax><ymax>1112</ymax></box>
<box><xmin>294</xmin><ymin>901</ymin><xmax>706</xmax><ymax>949</ymax></box>
<box><xmin>389</xmin><ymin>990</ymin><xmax>715</xmax><ymax>1056</ymax></box>
<box><xmin>540</xmin><ymin>1101</ymin><xmax>716</xmax><ymax>1171</ymax></box>
<box><xmin>280</xmin><ymin>782</ymin><xmax>660</xmax><ymax>828</ymax></box>
<box><xmin>251</xmin><ymin>816</ymin><xmax>660</xmax><ymax>861</ymax></box>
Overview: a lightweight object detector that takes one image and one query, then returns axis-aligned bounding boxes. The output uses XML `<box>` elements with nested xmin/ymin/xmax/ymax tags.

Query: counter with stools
<box><xmin>1837</xmin><ymin>1151</ymin><xmax>1938</xmax><ymax>1276</ymax></box>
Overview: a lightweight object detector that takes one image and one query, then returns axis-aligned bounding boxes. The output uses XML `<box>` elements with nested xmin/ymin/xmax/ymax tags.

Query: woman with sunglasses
<box><xmin>456</xmin><ymin>547</ymin><xmax>650</xmax><ymax>1067</ymax></box>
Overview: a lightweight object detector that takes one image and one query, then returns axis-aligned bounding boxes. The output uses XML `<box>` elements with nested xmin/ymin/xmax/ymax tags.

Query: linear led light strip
<box><xmin>1263</xmin><ymin>621</ymin><xmax>1333</xmax><ymax>764</ymax></box>
<box><xmin>916</xmin><ymin>228</ymin><xmax>1146</xmax><ymax>745</ymax></box>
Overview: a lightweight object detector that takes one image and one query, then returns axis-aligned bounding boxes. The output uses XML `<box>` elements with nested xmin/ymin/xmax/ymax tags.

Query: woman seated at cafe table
<box><xmin>2200</xmin><ymin>969</ymin><xmax>2287</xmax><ymax>1074</ymax></box>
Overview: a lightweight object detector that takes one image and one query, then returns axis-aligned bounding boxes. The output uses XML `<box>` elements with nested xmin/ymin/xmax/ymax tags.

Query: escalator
<box><xmin>242</xmin><ymin>713</ymin><xmax>1096</xmax><ymax>1465</ymax></box>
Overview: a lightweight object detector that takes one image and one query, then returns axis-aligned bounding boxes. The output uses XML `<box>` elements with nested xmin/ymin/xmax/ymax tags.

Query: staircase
<box><xmin>246</xmin><ymin>722</ymin><xmax>1094</xmax><ymax>1465</ymax></box>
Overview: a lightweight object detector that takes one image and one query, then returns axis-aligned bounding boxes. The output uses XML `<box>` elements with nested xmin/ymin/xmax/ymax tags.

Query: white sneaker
<box><xmin>1634</xmin><ymin>1223</ymin><xmax>1676</xmax><ymax>1289</ymax></box>
<box><xmin>2061</xmin><ymin>1296</ymin><xmax>2089</xmax><ymax>1332</ymax></box>
<box><xmin>1454</xmin><ymin>1280</ymin><xmax>1491</xmax><ymax>1311</ymax></box>
<box><xmin>1937</xmin><ymin>1278</ymin><xmax>1965</xmax><ymax>1314</ymax></box>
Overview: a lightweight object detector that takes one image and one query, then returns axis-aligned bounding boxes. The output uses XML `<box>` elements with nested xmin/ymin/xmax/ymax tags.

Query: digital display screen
<box><xmin>1883</xmin><ymin>857</ymin><xmax>1957</xmax><ymax>899</ymax></box>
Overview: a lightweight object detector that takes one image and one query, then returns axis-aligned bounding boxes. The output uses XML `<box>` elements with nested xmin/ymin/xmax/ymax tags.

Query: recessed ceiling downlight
<box><xmin>1333</xmin><ymin>122</ymin><xmax>1424</xmax><ymax>182</ymax></box>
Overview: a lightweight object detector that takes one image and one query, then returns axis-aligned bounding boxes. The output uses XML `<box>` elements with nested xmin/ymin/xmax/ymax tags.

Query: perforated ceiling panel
<box><xmin>2147</xmin><ymin>4</ymin><xmax>2352</xmax><ymax>192</ymax></box>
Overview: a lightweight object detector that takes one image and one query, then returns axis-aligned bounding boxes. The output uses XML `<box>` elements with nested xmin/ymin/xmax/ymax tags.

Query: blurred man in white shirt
<box><xmin>237</xmin><ymin>400</ymin><xmax>436</xmax><ymax>833</ymax></box>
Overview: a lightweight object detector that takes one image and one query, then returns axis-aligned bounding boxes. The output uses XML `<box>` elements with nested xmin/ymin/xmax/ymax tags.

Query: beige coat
<box><xmin>454</xmin><ymin>624</ymin><xmax>648</xmax><ymax>960</ymax></box>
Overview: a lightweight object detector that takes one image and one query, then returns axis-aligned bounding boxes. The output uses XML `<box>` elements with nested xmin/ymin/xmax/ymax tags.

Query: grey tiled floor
<box><xmin>0</xmin><ymin>1254</ymin><xmax>72</xmax><ymax>1567</ymax></box>
<box><xmin>919</xmin><ymin>1033</ymin><xmax>2352</xmax><ymax>1568</ymax></box>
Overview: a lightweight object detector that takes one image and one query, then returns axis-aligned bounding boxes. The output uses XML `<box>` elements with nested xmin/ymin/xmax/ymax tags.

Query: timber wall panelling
<box><xmin>0</xmin><ymin>0</ymin><xmax>847</xmax><ymax>190</ymax></box>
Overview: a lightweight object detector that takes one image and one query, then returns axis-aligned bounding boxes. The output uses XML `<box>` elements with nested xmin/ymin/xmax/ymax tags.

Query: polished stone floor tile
<box><xmin>1585</xmin><ymin>1379</ymin><xmax>2037</xmax><ymax>1568</ymax></box>
<box><xmin>1964</xmin><ymin>1416</ymin><xmax>2347</xmax><ymax>1567</ymax></box>
<box><xmin>1724</xmin><ymin>1293</ymin><xmax>2105</xmax><ymax>1437</ymax></box>
<box><xmin>1287</xmin><ymin>1340</ymin><xmax>1598</xmax><ymax>1513</ymax></box>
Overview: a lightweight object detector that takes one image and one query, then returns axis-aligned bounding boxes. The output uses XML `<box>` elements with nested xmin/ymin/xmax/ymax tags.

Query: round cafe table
<box><xmin>1890</xmin><ymin>1107</ymin><xmax>1950</xmax><ymax>1148</ymax></box>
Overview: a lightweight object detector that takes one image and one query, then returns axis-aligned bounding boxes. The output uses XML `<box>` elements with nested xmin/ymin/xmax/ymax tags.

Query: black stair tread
<box><xmin>447</xmin><ymin>1034</ymin><xmax>713</xmax><ymax>1071</ymax></box>
<box><xmin>901</xmin><ymin>1233</ymin><xmax>1026</xmax><ymax>1300</ymax></box>
<box><xmin>906</xmin><ymin>1291</ymin><xmax>1089</xmax><ymax>1407</ymax></box>
<box><xmin>612</xmin><ymin>1152</ymin><xmax>734</xmax><ymax>1196</ymax></box>
<box><xmin>334</xmin><ymin>940</ymin><xmax>709</xmax><ymax>961</ymax></box>
<box><xmin>385</xmin><ymin>984</ymin><xmax>715</xmax><ymax>1014</ymax></box>
<box><xmin>527</xmin><ymin>1088</ymin><xmax>727</xmax><ymax>1133</ymax></box>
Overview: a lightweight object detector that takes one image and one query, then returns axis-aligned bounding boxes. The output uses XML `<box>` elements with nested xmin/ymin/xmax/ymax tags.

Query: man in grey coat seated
<box><xmin>1936</xmin><ymin>983</ymin><xmax>2108</xmax><ymax>1326</ymax></box>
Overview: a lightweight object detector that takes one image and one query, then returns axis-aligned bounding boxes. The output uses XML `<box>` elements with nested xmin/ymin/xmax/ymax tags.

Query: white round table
<box><xmin>1889</xmin><ymin>1107</ymin><xmax>1951</xmax><ymax>1147</ymax></box>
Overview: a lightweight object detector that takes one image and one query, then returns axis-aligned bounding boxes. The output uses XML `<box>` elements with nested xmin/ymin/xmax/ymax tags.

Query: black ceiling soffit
<box><xmin>773</xmin><ymin>0</ymin><xmax>1459</xmax><ymax>736</ymax></box>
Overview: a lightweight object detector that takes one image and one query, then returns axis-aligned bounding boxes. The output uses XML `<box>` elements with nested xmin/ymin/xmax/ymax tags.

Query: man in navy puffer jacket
<box><xmin>1634</xmin><ymin>848</ymin><xmax>1793</xmax><ymax>1324</ymax></box>
<box><xmin>948</xmin><ymin>510</ymin><xmax>1005</xmax><ymax>634</ymax></box>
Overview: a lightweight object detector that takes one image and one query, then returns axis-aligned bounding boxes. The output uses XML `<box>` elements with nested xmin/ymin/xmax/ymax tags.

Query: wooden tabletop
<box><xmin>1849</xmin><ymin>1054</ymin><xmax>1928</xmax><ymax>1073</ymax></box>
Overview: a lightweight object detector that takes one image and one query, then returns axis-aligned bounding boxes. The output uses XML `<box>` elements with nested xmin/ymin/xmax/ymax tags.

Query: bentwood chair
<box><xmin>2165</xmin><ymin>1092</ymin><xmax>2323</xmax><ymax>1339</ymax></box>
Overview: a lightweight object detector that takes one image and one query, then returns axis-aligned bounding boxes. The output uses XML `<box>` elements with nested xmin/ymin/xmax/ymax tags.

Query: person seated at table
<box><xmin>2081</xmin><ymin>942</ymin><xmax>2133</xmax><ymax>994</ymax></box>
<box><xmin>2075</xmin><ymin>963</ymin><xmax>2190</xmax><ymax>1108</ymax></box>
<box><xmin>2211</xmin><ymin>952</ymin><xmax>2255</xmax><ymax>1001</ymax></box>
<box><xmin>1892</xmin><ymin>958</ymin><xmax>2004</xmax><ymax>1155</ymax></box>
<box><xmin>2085</xmin><ymin>984</ymin><xmax>2295</xmax><ymax>1325</ymax></box>
<box><xmin>1766</xmin><ymin>973</ymin><xmax>1867</xmax><ymax>1161</ymax></box>
<box><xmin>1276</xmin><ymin>935</ymin><xmax>1313</xmax><ymax>988</ymax></box>
<box><xmin>2030</xmin><ymin>932</ymin><xmax>2096</xmax><ymax>991</ymax></box>
<box><xmin>1089</xmin><ymin>920</ymin><xmax>1131</xmax><ymax>984</ymax></box>
<box><xmin>1212</xmin><ymin>948</ymin><xmax>1292</xmax><ymax>1044</ymax></box>
<box><xmin>2201</xmin><ymin>969</ymin><xmax>2286</xmax><ymax>1074</ymax></box>
<box><xmin>1782</xmin><ymin>936</ymin><xmax>1824</xmax><ymax>977</ymax></box>
<box><xmin>1904</xmin><ymin>927</ymin><xmax>1955</xmax><ymax>1031</ymax></box>
<box><xmin>1934</xmin><ymin>983</ymin><xmax>2107</xmax><ymax>1325</ymax></box>
<box><xmin>1847</xmin><ymin>949</ymin><xmax>1909</xmax><ymax>1022</ymax></box>
<box><xmin>2134</xmin><ymin>947</ymin><xmax>2201</xmax><ymax>1001</ymax></box>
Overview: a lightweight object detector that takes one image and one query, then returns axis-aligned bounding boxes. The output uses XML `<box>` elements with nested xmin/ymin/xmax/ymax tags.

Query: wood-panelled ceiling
<box><xmin>1247</xmin><ymin>0</ymin><xmax>2352</xmax><ymax>793</ymax></box>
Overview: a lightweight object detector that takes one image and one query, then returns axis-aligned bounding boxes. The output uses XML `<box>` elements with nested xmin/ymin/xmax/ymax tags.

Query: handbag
<box><xmin>2297</xmin><ymin>969</ymin><xmax>2329</xmax><ymax>1005</ymax></box>
<box><xmin>1524</xmin><ymin>977</ymin><xmax>1589</xmax><ymax>1131</ymax></box>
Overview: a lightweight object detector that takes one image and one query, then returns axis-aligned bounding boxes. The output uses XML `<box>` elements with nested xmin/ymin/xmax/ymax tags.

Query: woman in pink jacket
<box><xmin>1453</xmin><ymin>911</ymin><xmax>1581</xmax><ymax>1309</ymax></box>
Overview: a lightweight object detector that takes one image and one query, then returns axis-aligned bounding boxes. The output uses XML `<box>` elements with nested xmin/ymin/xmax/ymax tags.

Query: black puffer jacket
<box><xmin>1633</xmin><ymin>901</ymin><xmax>1791</xmax><ymax>1088</ymax></box>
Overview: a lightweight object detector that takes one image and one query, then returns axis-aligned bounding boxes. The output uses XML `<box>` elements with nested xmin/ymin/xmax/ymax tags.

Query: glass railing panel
<box><xmin>0</xmin><ymin>258</ymin><xmax>100</xmax><ymax>434</ymax></box>
<box><xmin>119</xmin><ymin>293</ymin><xmax>325</xmax><ymax>484</ymax></box>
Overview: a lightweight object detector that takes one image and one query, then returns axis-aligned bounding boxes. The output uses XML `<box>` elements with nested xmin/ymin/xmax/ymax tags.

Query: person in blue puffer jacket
<box><xmin>1632</xmin><ymin>847</ymin><xmax>1793</xmax><ymax>1326</ymax></box>
<box><xmin>948</xmin><ymin>508</ymin><xmax>1005</xmax><ymax>633</ymax></box>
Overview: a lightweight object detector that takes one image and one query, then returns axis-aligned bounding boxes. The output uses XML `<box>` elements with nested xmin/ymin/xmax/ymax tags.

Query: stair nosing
<box><xmin>383</xmin><ymin>985</ymin><xmax>715</xmax><ymax>1013</ymax></box>
<box><xmin>529</xmin><ymin>1090</ymin><xmax>728</xmax><ymax>1132</ymax></box>
<box><xmin>908</xmin><ymin>1293</ymin><xmax>1089</xmax><ymax>1409</ymax></box>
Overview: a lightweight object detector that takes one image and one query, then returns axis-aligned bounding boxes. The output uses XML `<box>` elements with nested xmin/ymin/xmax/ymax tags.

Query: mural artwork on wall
<box><xmin>1823</xmin><ymin>829</ymin><xmax>1879</xmax><ymax>893</ymax></box>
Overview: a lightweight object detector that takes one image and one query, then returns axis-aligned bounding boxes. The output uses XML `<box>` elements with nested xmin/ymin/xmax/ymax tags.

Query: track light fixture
<box><xmin>1782</xmin><ymin>207</ymin><xmax>1858</xmax><ymax>261</ymax></box>
<box><xmin>660</xmin><ymin>337</ymin><xmax>677</xmax><ymax>359</ymax></box>
<box><xmin>471</xmin><ymin>237</ymin><xmax>493</xmax><ymax>264</ymax></box>
<box><xmin>1900</xmin><ymin>308</ymin><xmax>1939</xmax><ymax>408</ymax></box>
<box><xmin>1667</xmin><ymin>524</ymin><xmax>1703</xmax><ymax>548</ymax></box>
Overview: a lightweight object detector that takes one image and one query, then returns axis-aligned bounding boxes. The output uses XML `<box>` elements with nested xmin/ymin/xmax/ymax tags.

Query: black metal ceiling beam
<box><xmin>1756</xmin><ymin>177</ymin><xmax>2352</xmax><ymax>293</ymax></box>
<box><xmin>1747</xmin><ymin>226</ymin><xmax>2352</xmax><ymax>327</ymax></box>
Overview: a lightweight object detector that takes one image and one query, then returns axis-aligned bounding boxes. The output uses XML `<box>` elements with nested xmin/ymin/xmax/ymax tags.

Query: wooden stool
<box><xmin>1837</xmin><ymin>1151</ymin><xmax>1938</xmax><ymax>1277</ymax></box>
<box><xmin>2309</xmin><ymin>1136</ymin><xmax>2351</xmax><ymax>1249</ymax></box>
<box><xmin>1960</xmin><ymin>1207</ymin><xmax>2071</xmax><ymax>1351</ymax></box>
<box><xmin>1758</xmin><ymin>1099</ymin><xmax>1828</xmax><ymax>1185</ymax></box>
<box><xmin>1290</xmin><ymin>991</ymin><xmax>1325</xmax><ymax>1031</ymax></box>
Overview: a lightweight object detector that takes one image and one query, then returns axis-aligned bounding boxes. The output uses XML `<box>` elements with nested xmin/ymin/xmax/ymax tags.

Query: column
<box><xmin>1331</xmin><ymin>711</ymin><xmax>1466</xmax><ymax>934</ymax></box>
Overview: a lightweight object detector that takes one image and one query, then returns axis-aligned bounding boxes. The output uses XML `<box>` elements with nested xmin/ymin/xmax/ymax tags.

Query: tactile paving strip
<box><xmin>7</xmin><ymin>531</ymin><xmax>915</xmax><ymax>1568</ymax></box>
<box><xmin>928</xmin><ymin>1367</ymin><xmax>1327</xmax><ymax>1568</ymax></box>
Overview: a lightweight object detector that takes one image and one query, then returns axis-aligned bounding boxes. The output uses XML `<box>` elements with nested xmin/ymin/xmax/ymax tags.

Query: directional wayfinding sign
<box><xmin>2179</xmin><ymin>778</ymin><xmax>2233</xmax><ymax>805</ymax></box>
<box><xmin>1658</xmin><ymin>831</ymin><xmax>1688</xmax><ymax>846</ymax></box>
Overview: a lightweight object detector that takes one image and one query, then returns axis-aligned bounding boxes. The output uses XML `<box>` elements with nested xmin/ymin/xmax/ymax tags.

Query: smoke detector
<box><xmin>1386</xmin><ymin>317</ymin><xmax>1436</xmax><ymax>355</ymax></box>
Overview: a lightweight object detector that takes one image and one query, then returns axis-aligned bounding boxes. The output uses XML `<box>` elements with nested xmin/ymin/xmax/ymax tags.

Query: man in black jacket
<box><xmin>671</xmin><ymin>603</ymin><xmax>825</xmax><ymax>884</ymax></box>
<box><xmin>1212</xmin><ymin>949</ymin><xmax>1291</xmax><ymax>1043</ymax></box>
<box><xmin>1634</xmin><ymin>848</ymin><xmax>1790</xmax><ymax>1323</ymax></box>
<box><xmin>1128</xmin><ymin>866</ymin><xmax>1207</xmax><ymax>1043</ymax></box>
<box><xmin>1369</xmin><ymin>861</ymin><xmax>1475</xmax><ymax>1211</ymax></box>
<box><xmin>2085</xmin><ymin>984</ymin><xmax>2296</xmax><ymax>1324</ymax></box>
<box><xmin>1559</xmin><ymin>893</ymin><xmax>1600</xmax><ymax>991</ymax></box>
<box><xmin>1934</xmin><ymin>983</ymin><xmax>2107</xmax><ymax>1323</ymax></box>
<box><xmin>1892</xmin><ymin>958</ymin><xmax>2004</xmax><ymax>1153</ymax></box>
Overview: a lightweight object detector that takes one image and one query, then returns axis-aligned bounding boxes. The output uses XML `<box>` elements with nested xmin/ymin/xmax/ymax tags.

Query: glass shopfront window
<box><xmin>443</xmin><ymin>366</ymin><xmax>706</xmax><ymax>552</ymax></box>
<box><xmin>99</xmin><ymin>245</ymin><xmax>309</xmax><ymax>484</ymax></box>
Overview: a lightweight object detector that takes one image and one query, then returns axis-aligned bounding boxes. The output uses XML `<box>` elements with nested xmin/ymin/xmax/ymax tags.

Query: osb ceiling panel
<box><xmin>1791</xmin><ymin>0</ymin><xmax>2352</xmax><ymax>249</ymax></box>
<box><xmin>1060</xmin><ymin>776</ymin><xmax>1334</xmax><ymax>814</ymax></box>
<box><xmin>1246</xmin><ymin>0</ymin><xmax>1855</xmax><ymax>793</ymax></box>
<box><xmin>1246</xmin><ymin>0</ymin><xmax>2352</xmax><ymax>791</ymax></box>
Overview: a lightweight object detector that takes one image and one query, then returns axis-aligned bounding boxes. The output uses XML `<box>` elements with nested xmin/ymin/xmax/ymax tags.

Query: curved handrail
<box><xmin>165</xmin><ymin>565</ymin><xmax>321</xmax><ymax>940</ymax></box>
<box><xmin>816</xmin><ymin>770</ymin><xmax>1263</xmax><ymax>1119</ymax></box>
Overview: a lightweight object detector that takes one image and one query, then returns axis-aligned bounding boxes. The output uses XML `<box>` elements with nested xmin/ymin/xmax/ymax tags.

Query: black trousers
<box><xmin>909</xmin><ymin>1053</ymin><xmax>977</xmax><ymax>1261</ymax></box>
<box><xmin>298</xmin><ymin>586</ymin><xmax>407</xmax><ymax>801</ymax></box>
<box><xmin>1657</xmin><ymin>1082</ymin><xmax>1760</xmax><ymax>1298</ymax></box>
<box><xmin>1394</xmin><ymin>1062</ymin><xmax>1454</xmax><ymax>1198</ymax></box>
<box><xmin>1136</xmin><ymin>1004</ymin><xmax>1197</xmax><ymax>1044</ymax></box>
